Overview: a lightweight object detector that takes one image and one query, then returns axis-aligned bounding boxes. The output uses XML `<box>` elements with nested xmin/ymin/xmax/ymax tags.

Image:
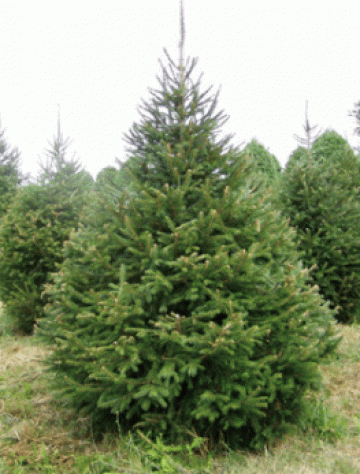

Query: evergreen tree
<box><xmin>0</xmin><ymin>125</ymin><xmax>23</xmax><ymax>216</ymax></box>
<box><xmin>0</xmin><ymin>116</ymin><xmax>93</xmax><ymax>334</ymax></box>
<box><xmin>242</xmin><ymin>139</ymin><xmax>281</xmax><ymax>183</ymax></box>
<box><xmin>123</xmin><ymin>2</ymin><xmax>235</xmax><ymax>192</ymax></box>
<box><xmin>37</xmin><ymin>8</ymin><xmax>339</xmax><ymax>450</ymax></box>
<box><xmin>285</xmin><ymin>129</ymin><xmax>354</xmax><ymax>171</ymax></box>
<box><xmin>96</xmin><ymin>166</ymin><xmax>117</xmax><ymax>189</ymax></box>
<box><xmin>310</xmin><ymin>129</ymin><xmax>356</xmax><ymax>163</ymax></box>
<box><xmin>122</xmin><ymin>59</ymin><xmax>235</xmax><ymax>191</ymax></box>
<box><xmin>37</xmin><ymin>107</ymin><xmax>94</xmax><ymax>194</ymax></box>
<box><xmin>38</xmin><ymin>109</ymin><xmax>95</xmax><ymax>214</ymax></box>
<box><xmin>38</xmin><ymin>108</ymin><xmax>80</xmax><ymax>183</ymax></box>
<box><xmin>280</xmin><ymin>131</ymin><xmax>360</xmax><ymax>323</ymax></box>
<box><xmin>0</xmin><ymin>183</ymin><xmax>84</xmax><ymax>334</ymax></box>
<box><xmin>96</xmin><ymin>162</ymin><xmax>138</xmax><ymax>203</ymax></box>
<box><xmin>285</xmin><ymin>102</ymin><xmax>322</xmax><ymax>171</ymax></box>
<box><xmin>284</xmin><ymin>145</ymin><xmax>308</xmax><ymax>171</ymax></box>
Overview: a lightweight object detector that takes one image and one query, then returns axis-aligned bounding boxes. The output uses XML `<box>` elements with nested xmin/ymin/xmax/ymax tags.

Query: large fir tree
<box><xmin>37</xmin><ymin>4</ymin><xmax>339</xmax><ymax>450</ymax></box>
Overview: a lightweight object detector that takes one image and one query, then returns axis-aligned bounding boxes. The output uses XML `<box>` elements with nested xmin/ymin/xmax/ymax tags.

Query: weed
<box><xmin>136</xmin><ymin>430</ymin><xmax>214</xmax><ymax>473</ymax></box>
<box><xmin>299</xmin><ymin>395</ymin><xmax>348</xmax><ymax>443</ymax></box>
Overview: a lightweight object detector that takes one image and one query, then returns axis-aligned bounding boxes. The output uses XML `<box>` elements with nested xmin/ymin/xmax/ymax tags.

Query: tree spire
<box><xmin>179</xmin><ymin>0</ymin><xmax>185</xmax><ymax>83</ymax></box>
<box><xmin>293</xmin><ymin>100</ymin><xmax>322</xmax><ymax>150</ymax></box>
<box><xmin>177</xmin><ymin>0</ymin><xmax>186</xmax><ymax>126</ymax></box>
<box><xmin>57</xmin><ymin>103</ymin><xmax>61</xmax><ymax>142</ymax></box>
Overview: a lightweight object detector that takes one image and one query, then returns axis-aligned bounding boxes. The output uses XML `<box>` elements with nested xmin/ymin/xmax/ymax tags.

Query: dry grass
<box><xmin>0</xmin><ymin>335</ymin><xmax>95</xmax><ymax>471</ymax></box>
<box><xmin>0</xmin><ymin>306</ymin><xmax>360</xmax><ymax>473</ymax></box>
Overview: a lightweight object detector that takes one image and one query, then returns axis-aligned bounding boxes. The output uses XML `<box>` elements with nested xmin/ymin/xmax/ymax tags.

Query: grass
<box><xmin>1</xmin><ymin>305</ymin><xmax>360</xmax><ymax>473</ymax></box>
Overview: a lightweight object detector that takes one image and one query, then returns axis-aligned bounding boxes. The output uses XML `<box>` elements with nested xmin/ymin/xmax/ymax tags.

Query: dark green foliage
<box><xmin>37</xmin><ymin>49</ymin><xmax>339</xmax><ymax>451</ymax></box>
<box><xmin>122</xmin><ymin>51</ymin><xmax>236</xmax><ymax>191</ymax></box>
<box><xmin>0</xmin><ymin>126</ymin><xmax>93</xmax><ymax>334</ymax></box>
<box><xmin>280</xmin><ymin>131</ymin><xmax>360</xmax><ymax>323</ymax></box>
<box><xmin>243</xmin><ymin>139</ymin><xmax>281</xmax><ymax>183</ymax></box>
<box><xmin>0</xmin><ymin>182</ymin><xmax>87</xmax><ymax>334</ymax></box>
<box><xmin>0</xmin><ymin>127</ymin><xmax>23</xmax><ymax>217</ymax></box>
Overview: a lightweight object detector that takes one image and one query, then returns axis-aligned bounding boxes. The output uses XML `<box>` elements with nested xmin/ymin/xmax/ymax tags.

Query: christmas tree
<box><xmin>242</xmin><ymin>138</ymin><xmax>281</xmax><ymax>183</ymax></box>
<box><xmin>280</xmin><ymin>131</ymin><xmax>360</xmax><ymax>323</ymax></box>
<box><xmin>0</xmin><ymin>115</ymin><xmax>93</xmax><ymax>334</ymax></box>
<box><xmin>37</xmin><ymin>3</ymin><xmax>340</xmax><ymax>450</ymax></box>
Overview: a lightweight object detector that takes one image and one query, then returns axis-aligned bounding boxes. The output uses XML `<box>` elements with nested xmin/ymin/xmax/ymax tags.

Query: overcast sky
<box><xmin>1</xmin><ymin>1</ymin><xmax>360</xmax><ymax>180</ymax></box>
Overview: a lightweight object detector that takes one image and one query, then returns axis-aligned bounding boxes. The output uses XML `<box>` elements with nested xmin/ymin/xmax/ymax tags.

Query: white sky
<box><xmin>1</xmin><ymin>1</ymin><xmax>360</xmax><ymax>180</ymax></box>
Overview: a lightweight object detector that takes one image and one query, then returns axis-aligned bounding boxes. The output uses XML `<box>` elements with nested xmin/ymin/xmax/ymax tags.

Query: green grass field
<box><xmin>1</xmin><ymin>304</ymin><xmax>360</xmax><ymax>474</ymax></box>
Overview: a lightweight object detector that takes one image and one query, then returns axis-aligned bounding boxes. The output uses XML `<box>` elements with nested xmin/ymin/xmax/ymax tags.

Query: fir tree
<box><xmin>38</xmin><ymin>106</ymin><xmax>82</xmax><ymax>184</ymax></box>
<box><xmin>280</xmin><ymin>131</ymin><xmax>360</xmax><ymax>323</ymax></box>
<box><xmin>285</xmin><ymin>128</ymin><xmax>354</xmax><ymax>172</ymax></box>
<box><xmin>0</xmin><ymin>124</ymin><xmax>23</xmax><ymax>216</ymax></box>
<box><xmin>37</xmin><ymin>4</ymin><xmax>340</xmax><ymax>450</ymax></box>
<box><xmin>311</xmin><ymin>129</ymin><xmax>356</xmax><ymax>163</ymax></box>
<box><xmin>123</xmin><ymin>1</ymin><xmax>235</xmax><ymax>192</ymax></box>
<box><xmin>37</xmin><ymin>107</ymin><xmax>94</xmax><ymax>194</ymax></box>
<box><xmin>285</xmin><ymin>102</ymin><xmax>322</xmax><ymax>171</ymax></box>
<box><xmin>96</xmin><ymin>162</ymin><xmax>139</xmax><ymax>204</ymax></box>
<box><xmin>285</xmin><ymin>145</ymin><xmax>308</xmax><ymax>171</ymax></box>
<box><xmin>96</xmin><ymin>166</ymin><xmax>117</xmax><ymax>189</ymax></box>
<box><xmin>0</xmin><ymin>114</ymin><xmax>93</xmax><ymax>334</ymax></box>
<box><xmin>38</xmin><ymin>107</ymin><xmax>94</xmax><ymax>215</ymax></box>
<box><xmin>242</xmin><ymin>139</ymin><xmax>281</xmax><ymax>183</ymax></box>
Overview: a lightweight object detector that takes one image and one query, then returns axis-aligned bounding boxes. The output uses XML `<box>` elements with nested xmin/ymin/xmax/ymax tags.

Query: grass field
<box><xmin>1</xmin><ymin>305</ymin><xmax>360</xmax><ymax>474</ymax></box>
